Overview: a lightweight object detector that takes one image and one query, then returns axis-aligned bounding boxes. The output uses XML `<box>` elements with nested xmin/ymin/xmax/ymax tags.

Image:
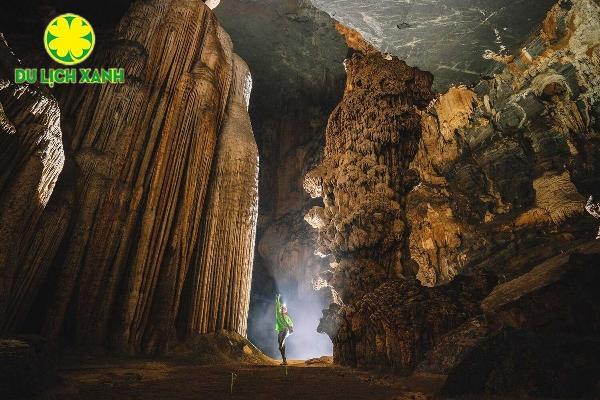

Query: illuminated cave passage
<box><xmin>1</xmin><ymin>0</ymin><xmax>600</xmax><ymax>399</ymax></box>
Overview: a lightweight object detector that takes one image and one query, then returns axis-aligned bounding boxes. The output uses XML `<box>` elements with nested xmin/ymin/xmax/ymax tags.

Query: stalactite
<box><xmin>182</xmin><ymin>54</ymin><xmax>259</xmax><ymax>338</ymax></box>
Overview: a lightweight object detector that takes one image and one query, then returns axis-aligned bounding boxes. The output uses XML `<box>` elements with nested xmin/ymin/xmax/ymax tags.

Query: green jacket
<box><xmin>275</xmin><ymin>294</ymin><xmax>294</xmax><ymax>332</ymax></box>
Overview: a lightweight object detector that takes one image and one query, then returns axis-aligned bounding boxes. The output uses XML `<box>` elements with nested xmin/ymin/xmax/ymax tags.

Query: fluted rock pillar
<box><xmin>181</xmin><ymin>54</ymin><xmax>259</xmax><ymax>337</ymax></box>
<box><xmin>0</xmin><ymin>0</ymin><xmax>255</xmax><ymax>355</ymax></box>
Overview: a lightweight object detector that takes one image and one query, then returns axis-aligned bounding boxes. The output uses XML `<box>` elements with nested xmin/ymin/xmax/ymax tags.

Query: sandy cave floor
<box><xmin>31</xmin><ymin>358</ymin><xmax>447</xmax><ymax>400</ymax></box>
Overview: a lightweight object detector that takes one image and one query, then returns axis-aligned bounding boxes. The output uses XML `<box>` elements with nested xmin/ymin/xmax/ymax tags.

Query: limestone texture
<box><xmin>179</xmin><ymin>54</ymin><xmax>258</xmax><ymax>338</ymax></box>
<box><xmin>306</xmin><ymin>0</ymin><xmax>600</xmax><ymax>373</ymax></box>
<box><xmin>418</xmin><ymin>241</ymin><xmax>600</xmax><ymax>382</ymax></box>
<box><xmin>0</xmin><ymin>34</ymin><xmax>64</xmax><ymax>334</ymax></box>
<box><xmin>311</xmin><ymin>0</ymin><xmax>558</xmax><ymax>91</ymax></box>
<box><xmin>0</xmin><ymin>0</ymin><xmax>258</xmax><ymax>355</ymax></box>
<box><xmin>318</xmin><ymin>269</ymin><xmax>497</xmax><ymax>373</ymax></box>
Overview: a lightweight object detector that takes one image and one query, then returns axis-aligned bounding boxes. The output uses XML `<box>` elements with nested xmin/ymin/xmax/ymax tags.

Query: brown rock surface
<box><xmin>0</xmin><ymin>34</ymin><xmax>64</xmax><ymax>332</ymax></box>
<box><xmin>0</xmin><ymin>1</ymin><xmax>258</xmax><ymax>355</ymax></box>
<box><xmin>179</xmin><ymin>54</ymin><xmax>258</xmax><ymax>338</ymax></box>
<box><xmin>415</xmin><ymin>317</ymin><xmax>490</xmax><ymax>375</ymax></box>
<box><xmin>407</xmin><ymin>0</ymin><xmax>600</xmax><ymax>286</ymax></box>
<box><xmin>481</xmin><ymin>240</ymin><xmax>600</xmax><ymax>334</ymax></box>
<box><xmin>335</xmin><ymin>23</ymin><xmax>377</xmax><ymax>55</ymax></box>
<box><xmin>440</xmin><ymin>242</ymin><xmax>600</xmax><ymax>397</ymax></box>
<box><xmin>306</xmin><ymin>0</ymin><xmax>599</xmax><ymax>374</ymax></box>
<box><xmin>418</xmin><ymin>239</ymin><xmax>600</xmax><ymax>390</ymax></box>
<box><xmin>318</xmin><ymin>270</ymin><xmax>496</xmax><ymax>373</ymax></box>
<box><xmin>305</xmin><ymin>52</ymin><xmax>435</xmax><ymax>304</ymax></box>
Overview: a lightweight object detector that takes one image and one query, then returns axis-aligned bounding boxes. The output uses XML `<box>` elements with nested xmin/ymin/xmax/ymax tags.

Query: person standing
<box><xmin>275</xmin><ymin>294</ymin><xmax>294</xmax><ymax>365</ymax></box>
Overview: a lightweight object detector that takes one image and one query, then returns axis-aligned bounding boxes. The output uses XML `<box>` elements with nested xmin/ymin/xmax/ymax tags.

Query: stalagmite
<box><xmin>181</xmin><ymin>54</ymin><xmax>259</xmax><ymax>338</ymax></box>
<box><xmin>304</xmin><ymin>52</ymin><xmax>435</xmax><ymax>304</ymax></box>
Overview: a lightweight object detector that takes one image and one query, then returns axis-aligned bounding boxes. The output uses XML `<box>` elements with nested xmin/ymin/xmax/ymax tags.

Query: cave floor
<box><xmin>33</xmin><ymin>358</ymin><xmax>446</xmax><ymax>400</ymax></box>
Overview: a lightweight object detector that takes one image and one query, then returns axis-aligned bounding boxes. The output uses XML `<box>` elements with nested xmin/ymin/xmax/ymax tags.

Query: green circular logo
<box><xmin>44</xmin><ymin>13</ymin><xmax>95</xmax><ymax>65</ymax></box>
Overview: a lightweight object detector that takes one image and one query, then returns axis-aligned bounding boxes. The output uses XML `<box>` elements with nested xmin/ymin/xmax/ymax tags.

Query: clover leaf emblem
<box><xmin>44</xmin><ymin>14</ymin><xmax>95</xmax><ymax>65</ymax></box>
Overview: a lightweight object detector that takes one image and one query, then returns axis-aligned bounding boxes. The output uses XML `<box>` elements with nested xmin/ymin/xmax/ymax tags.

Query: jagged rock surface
<box><xmin>304</xmin><ymin>52</ymin><xmax>435</xmax><ymax>304</ymax></box>
<box><xmin>0</xmin><ymin>1</ymin><xmax>258</xmax><ymax>355</ymax></box>
<box><xmin>0</xmin><ymin>34</ymin><xmax>64</xmax><ymax>333</ymax></box>
<box><xmin>307</xmin><ymin>0</ymin><xmax>599</xmax><ymax>373</ymax></box>
<box><xmin>418</xmin><ymin>241</ymin><xmax>600</xmax><ymax>378</ymax></box>
<box><xmin>318</xmin><ymin>270</ymin><xmax>496</xmax><ymax>372</ymax></box>
<box><xmin>441</xmin><ymin>243</ymin><xmax>600</xmax><ymax>397</ymax></box>
<box><xmin>408</xmin><ymin>0</ymin><xmax>600</xmax><ymax>287</ymax></box>
<box><xmin>481</xmin><ymin>241</ymin><xmax>600</xmax><ymax>335</ymax></box>
<box><xmin>415</xmin><ymin>317</ymin><xmax>490</xmax><ymax>375</ymax></box>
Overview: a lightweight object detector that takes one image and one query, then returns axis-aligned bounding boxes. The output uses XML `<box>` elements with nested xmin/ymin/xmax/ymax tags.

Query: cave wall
<box><xmin>0</xmin><ymin>0</ymin><xmax>258</xmax><ymax>355</ymax></box>
<box><xmin>307</xmin><ymin>0</ymin><xmax>600</xmax><ymax>372</ymax></box>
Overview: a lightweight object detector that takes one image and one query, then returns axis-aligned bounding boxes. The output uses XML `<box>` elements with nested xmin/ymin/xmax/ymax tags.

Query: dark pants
<box><xmin>278</xmin><ymin>328</ymin><xmax>289</xmax><ymax>361</ymax></box>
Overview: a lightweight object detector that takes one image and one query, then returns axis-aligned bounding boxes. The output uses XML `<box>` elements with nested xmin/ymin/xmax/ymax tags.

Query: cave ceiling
<box><xmin>310</xmin><ymin>0</ymin><xmax>557</xmax><ymax>90</ymax></box>
<box><xmin>215</xmin><ymin>0</ymin><xmax>347</xmax><ymax>112</ymax></box>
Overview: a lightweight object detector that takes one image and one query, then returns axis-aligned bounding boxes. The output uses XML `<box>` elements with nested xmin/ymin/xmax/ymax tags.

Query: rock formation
<box><xmin>304</xmin><ymin>52</ymin><xmax>435</xmax><ymax>304</ymax></box>
<box><xmin>311</xmin><ymin>0</ymin><xmax>558</xmax><ymax>91</ymax></box>
<box><xmin>0</xmin><ymin>34</ymin><xmax>64</xmax><ymax>333</ymax></box>
<box><xmin>0</xmin><ymin>0</ymin><xmax>258</xmax><ymax>355</ymax></box>
<box><xmin>481</xmin><ymin>240</ymin><xmax>600</xmax><ymax>336</ymax></box>
<box><xmin>307</xmin><ymin>0</ymin><xmax>599</xmax><ymax>373</ymax></box>
<box><xmin>418</xmin><ymin>240</ymin><xmax>600</xmax><ymax>378</ymax></box>
<box><xmin>318</xmin><ymin>269</ymin><xmax>497</xmax><ymax>372</ymax></box>
<box><xmin>179</xmin><ymin>54</ymin><xmax>258</xmax><ymax>338</ymax></box>
<box><xmin>407</xmin><ymin>0</ymin><xmax>600</xmax><ymax>286</ymax></box>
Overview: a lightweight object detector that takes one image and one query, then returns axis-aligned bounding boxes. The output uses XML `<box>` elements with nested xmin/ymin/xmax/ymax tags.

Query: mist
<box><xmin>246</xmin><ymin>275</ymin><xmax>332</xmax><ymax>360</ymax></box>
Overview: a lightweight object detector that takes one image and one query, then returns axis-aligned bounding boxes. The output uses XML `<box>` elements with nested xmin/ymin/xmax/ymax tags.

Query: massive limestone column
<box><xmin>304</xmin><ymin>52</ymin><xmax>434</xmax><ymax>304</ymax></box>
<box><xmin>181</xmin><ymin>54</ymin><xmax>259</xmax><ymax>338</ymax></box>
<box><xmin>0</xmin><ymin>0</ymin><xmax>257</xmax><ymax>354</ymax></box>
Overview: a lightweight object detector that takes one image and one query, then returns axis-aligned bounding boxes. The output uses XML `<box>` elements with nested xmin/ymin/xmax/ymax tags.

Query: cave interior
<box><xmin>0</xmin><ymin>0</ymin><xmax>599</xmax><ymax>399</ymax></box>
